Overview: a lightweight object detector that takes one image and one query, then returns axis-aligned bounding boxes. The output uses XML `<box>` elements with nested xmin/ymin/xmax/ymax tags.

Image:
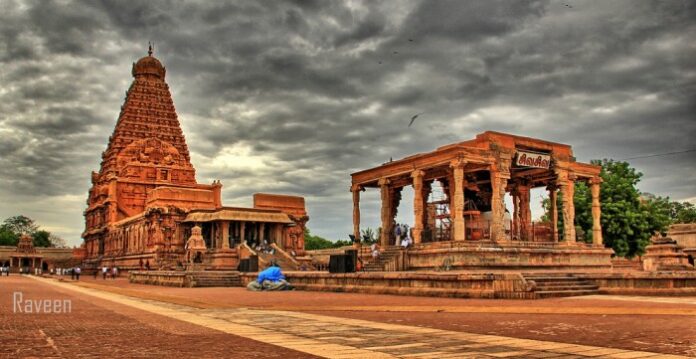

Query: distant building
<box><xmin>0</xmin><ymin>234</ymin><xmax>77</xmax><ymax>273</ymax></box>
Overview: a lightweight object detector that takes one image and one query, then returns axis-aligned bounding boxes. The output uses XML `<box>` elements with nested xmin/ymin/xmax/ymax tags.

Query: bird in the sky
<box><xmin>564</xmin><ymin>4</ymin><xmax>572</xmax><ymax>7</ymax></box>
<box><xmin>408</xmin><ymin>113</ymin><xmax>423</xmax><ymax>127</ymax></box>
<box><xmin>408</xmin><ymin>39</ymin><xmax>414</xmax><ymax>42</ymax></box>
<box><xmin>393</xmin><ymin>51</ymin><xmax>399</xmax><ymax>54</ymax></box>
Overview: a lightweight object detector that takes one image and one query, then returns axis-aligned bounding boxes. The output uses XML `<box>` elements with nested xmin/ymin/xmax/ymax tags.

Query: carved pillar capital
<box><xmin>378</xmin><ymin>177</ymin><xmax>391</xmax><ymax>187</ymax></box>
<box><xmin>411</xmin><ymin>169</ymin><xmax>425</xmax><ymax>179</ymax></box>
<box><xmin>350</xmin><ymin>184</ymin><xmax>364</xmax><ymax>192</ymax></box>
<box><xmin>449</xmin><ymin>159</ymin><xmax>467</xmax><ymax>169</ymax></box>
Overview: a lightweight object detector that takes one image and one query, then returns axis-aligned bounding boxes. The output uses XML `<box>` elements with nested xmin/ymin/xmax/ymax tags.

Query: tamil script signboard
<box><xmin>515</xmin><ymin>150</ymin><xmax>551</xmax><ymax>169</ymax></box>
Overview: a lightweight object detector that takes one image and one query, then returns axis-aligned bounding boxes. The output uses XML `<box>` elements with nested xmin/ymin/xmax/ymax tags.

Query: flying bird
<box><xmin>564</xmin><ymin>4</ymin><xmax>572</xmax><ymax>7</ymax></box>
<box><xmin>393</xmin><ymin>51</ymin><xmax>399</xmax><ymax>54</ymax></box>
<box><xmin>408</xmin><ymin>39</ymin><xmax>414</xmax><ymax>42</ymax></box>
<box><xmin>408</xmin><ymin>113</ymin><xmax>424</xmax><ymax>127</ymax></box>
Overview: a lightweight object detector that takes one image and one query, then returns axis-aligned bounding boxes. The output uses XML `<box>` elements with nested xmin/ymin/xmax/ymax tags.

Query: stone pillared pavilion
<box><xmin>82</xmin><ymin>47</ymin><xmax>308</xmax><ymax>271</ymax></box>
<box><xmin>351</xmin><ymin>131</ymin><xmax>613</xmax><ymax>271</ymax></box>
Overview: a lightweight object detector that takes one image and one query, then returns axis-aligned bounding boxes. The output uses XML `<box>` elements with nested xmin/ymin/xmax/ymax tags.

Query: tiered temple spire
<box><xmin>97</xmin><ymin>47</ymin><xmax>192</xmax><ymax>178</ymax></box>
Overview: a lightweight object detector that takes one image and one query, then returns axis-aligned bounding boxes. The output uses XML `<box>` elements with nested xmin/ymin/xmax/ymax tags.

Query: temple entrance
<box><xmin>42</xmin><ymin>261</ymin><xmax>49</xmax><ymax>271</ymax></box>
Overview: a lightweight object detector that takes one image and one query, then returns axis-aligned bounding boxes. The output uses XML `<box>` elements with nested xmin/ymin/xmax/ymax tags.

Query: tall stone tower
<box><xmin>83</xmin><ymin>47</ymin><xmax>221</xmax><ymax>264</ymax></box>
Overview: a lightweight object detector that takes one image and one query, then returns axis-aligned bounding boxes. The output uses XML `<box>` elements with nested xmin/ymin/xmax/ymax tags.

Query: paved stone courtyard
<box><xmin>2</xmin><ymin>275</ymin><xmax>695</xmax><ymax>358</ymax></box>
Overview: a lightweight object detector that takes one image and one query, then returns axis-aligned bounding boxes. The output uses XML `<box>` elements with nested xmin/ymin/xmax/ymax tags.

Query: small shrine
<box><xmin>10</xmin><ymin>234</ymin><xmax>44</xmax><ymax>273</ymax></box>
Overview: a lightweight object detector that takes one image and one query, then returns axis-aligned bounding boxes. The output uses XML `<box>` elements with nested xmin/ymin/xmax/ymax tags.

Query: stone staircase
<box><xmin>523</xmin><ymin>273</ymin><xmax>600</xmax><ymax>298</ymax></box>
<box><xmin>188</xmin><ymin>271</ymin><xmax>242</xmax><ymax>287</ymax></box>
<box><xmin>256</xmin><ymin>251</ymin><xmax>299</xmax><ymax>271</ymax></box>
<box><xmin>363</xmin><ymin>247</ymin><xmax>405</xmax><ymax>272</ymax></box>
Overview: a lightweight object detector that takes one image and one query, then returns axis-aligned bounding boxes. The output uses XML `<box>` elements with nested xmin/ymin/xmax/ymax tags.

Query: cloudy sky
<box><xmin>0</xmin><ymin>0</ymin><xmax>694</xmax><ymax>246</ymax></box>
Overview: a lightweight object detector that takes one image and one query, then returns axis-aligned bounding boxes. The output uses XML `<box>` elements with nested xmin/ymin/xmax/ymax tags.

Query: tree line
<box><xmin>0</xmin><ymin>215</ymin><xmax>67</xmax><ymax>248</ymax></box>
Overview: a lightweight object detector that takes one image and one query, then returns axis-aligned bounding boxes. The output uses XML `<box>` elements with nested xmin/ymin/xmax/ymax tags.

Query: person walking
<box><xmin>102</xmin><ymin>266</ymin><xmax>108</xmax><ymax>280</ymax></box>
<box><xmin>112</xmin><ymin>266</ymin><xmax>118</xmax><ymax>279</ymax></box>
<box><xmin>75</xmin><ymin>267</ymin><xmax>81</xmax><ymax>281</ymax></box>
<box><xmin>71</xmin><ymin>267</ymin><xmax>75</xmax><ymax>280</ymax></box>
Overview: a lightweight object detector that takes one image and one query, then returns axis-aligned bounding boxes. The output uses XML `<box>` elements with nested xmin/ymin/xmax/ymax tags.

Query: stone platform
<box><xmin>579</xmin><ymin>271</ymin><xmax>696</xmax><ymax>296</ymax></box>
<box><xmin>239</xmin><ymin>270</ymin><xmax>696</xmax><ymax>299</ymax></box>
<box><xmin>404</xmin><ymin>241</ymin><xmax>614</xmax><ymax>271</ymax></box>
<box><xmin>129</xmin><ymin>270</ymin><xmax>241</xmax><ymax>288</ymax></box>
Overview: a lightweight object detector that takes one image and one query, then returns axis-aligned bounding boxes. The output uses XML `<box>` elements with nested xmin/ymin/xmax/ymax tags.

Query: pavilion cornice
<box><xmin>351</xmin><ymin>146</ymin><xmax>495</xmax><ymax>186</ymax></box>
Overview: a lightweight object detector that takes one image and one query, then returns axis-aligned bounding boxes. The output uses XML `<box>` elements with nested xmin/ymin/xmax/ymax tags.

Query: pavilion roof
<box><xmin>183</xmin><ymin>208</ymin><xmax>294</xmax><ymax>224</ymax></box>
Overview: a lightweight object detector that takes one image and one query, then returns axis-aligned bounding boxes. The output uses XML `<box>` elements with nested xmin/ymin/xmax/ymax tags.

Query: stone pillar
<box><xmin>221</xmin><ymin>221</ymin><xmax>230</xmax><ymax>249</ymax></box>
<box><xmin>511</xmin><ymin>188</ymin><xmax>519</xmax><ymax>240</ymax></box>
<box><xmin>450</xmin><ymin>160</ymin><xmax>466</xmax><ymax>241</ymax></box>
<box><xmin>259</xmin><ymin>223</ymin><xmax>265</xmax><ymax>243</ymax></box>
<box><xmin>351</xmin><ymin>184</ymin><xmax>362</xmax><ymax>243</ymax></box>
<box><xmin>518</xmin><ymin>184</ymin><xmax>531</xmax><ymax>241</ymax></box>
<box><xmin>548</xmin><ymin>185</ymin><xmax>559</xmax><ymax>242</ymax></box>
<box><xmin>590</xmin><ymin>177</ymin><xmax>603</xmax><ymax>247</ymax></box>
<box><xmin>240</xmin><ymin>222</ymin><xmax>246</xmax><ymax>244</ymax></box>
<box><xmin>491</xmin><ymin>152</ymin><xmax>512</xmax><ymax>241</ymax></box>
<box><xmin>411</xmin><ymin>170</ymin><xmax>425</xmax><ymax>244</ymax></box>
<box><xmin>557</xmin><ymin>169</ymin><xmax>576</xmax><ymax>244</ymax></box>
<box><xmin>379</xmin><ymin>178</ymin><xmax>392</xmax><ymax>247</ymax></box>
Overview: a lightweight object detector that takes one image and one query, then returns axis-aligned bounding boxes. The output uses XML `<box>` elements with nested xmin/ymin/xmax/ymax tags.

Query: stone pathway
<box><xmin>32</xmin><ymin>277</ymin><xmax>689</xmax><ymax>359</ymax></box>
<box><xmin>575</xmin><ymin>295</ymin><xmax>696</xmax><ymax>306</ymax></box>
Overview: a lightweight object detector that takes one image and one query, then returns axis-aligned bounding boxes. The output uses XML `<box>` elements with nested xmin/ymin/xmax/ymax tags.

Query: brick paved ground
<box><xmin>17</xmin><ymin>277</ymin><xmax>694</xmax><ymax>358</ymax></box>
<box><xmin>63</xmin><ymin>276</ymin><xmax>696</xmax><ymax>356</ymax></box>
<box><xmin>0</xmin><ymin>275</ymin><xmax>317</xmax><ymax>358</ymax></box>
<box><xmin>4</xmin><ymin>275</ymin><xmax>696</xmax><ymax>357</ymax></box>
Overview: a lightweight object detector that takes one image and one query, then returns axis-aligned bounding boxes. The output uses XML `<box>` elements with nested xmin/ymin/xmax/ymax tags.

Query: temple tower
<box><xmin>83</xmin><ymin>46</ymin><xmax>221</xmax><ymax>264</ymax></box>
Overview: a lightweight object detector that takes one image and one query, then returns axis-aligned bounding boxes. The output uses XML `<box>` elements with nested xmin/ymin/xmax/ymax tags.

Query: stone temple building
<box><xmin>82</xmin><ymin>47</ymin><xmax>307</xmax><ymax>271</ymax></box>
<box><xmin>350</xmin><ymin>131</ymin><xmax>613</xmax><ymax>271</ymax></box>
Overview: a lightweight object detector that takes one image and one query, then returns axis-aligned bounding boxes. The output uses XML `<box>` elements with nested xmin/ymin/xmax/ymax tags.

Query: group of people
<box><xmin>95</xmin><ymin>266</ymin><xmax>119</xmax><ymax>279</ymax></box>
<box><xmin>254</xmin><ymin>240</ymin><xmax>275</xmax><ymax>255</ymax></box>
<box><xmin>393</xmin><ymin>222</ymin><xmax>413</xmax><ymax>248</ymax></box>
<box><xmin>0</xmin><ymin>266</ymin><xmax>10</xmax><ymax>276</ymax></box>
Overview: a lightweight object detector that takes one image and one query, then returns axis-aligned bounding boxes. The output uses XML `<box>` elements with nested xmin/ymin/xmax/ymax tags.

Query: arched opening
<box><xmin>42</xmin><ymin>261</ymin><xmax>49</xmax><ymax>271</ymax></box>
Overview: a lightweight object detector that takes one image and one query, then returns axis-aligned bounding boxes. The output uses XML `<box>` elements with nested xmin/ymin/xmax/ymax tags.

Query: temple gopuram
<box><xmin>350</xmin><ymin>131</ymin><xmax>613</xmax><ymax>271</ymax></box>
<box><xmin>82</xmin><ymin>47</ymin><xmax>307</xmax><ymax>271</ymax></box>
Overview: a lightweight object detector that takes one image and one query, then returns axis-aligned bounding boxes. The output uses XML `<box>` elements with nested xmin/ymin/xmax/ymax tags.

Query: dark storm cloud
<box><xmin>0</xmin><ymin>0</ymin><xmax>694</xmax><ymax>245</ymax></box>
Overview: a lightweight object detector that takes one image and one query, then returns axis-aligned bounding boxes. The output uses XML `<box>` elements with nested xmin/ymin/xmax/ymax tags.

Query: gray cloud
<box><xmin>0</xmin><ymin>0</ymin><xmax>694</xmax><ymax>245</ymax></box>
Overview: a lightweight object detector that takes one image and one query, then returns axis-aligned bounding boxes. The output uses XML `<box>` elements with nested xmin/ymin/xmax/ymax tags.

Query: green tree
<box><xmin>574</xmin><ymin>160</ymin><xmax>670</xmax><ymax>258</ymax></box>
<box><xmin>2</xmin><ymin>215</ymin><xmax>38</xmax><ymax>235</ymax></box>
<box><xmin>669</xmin><ymin>201</ymin><xmax>696</xmax><ymax>223</ymax></box>
<box><xmin>304</xmin><ymin>228</ymin><xmax>351</xmax><ymax>250</ymax></box>
<box><xmin>360</xmin><ymin>227</ymin><xmax>377</xmax><ymax>244</ymax></box>
<box><xmin>0</xmin><ymin>228</ymin><xmax>19</xmax><ymax>246</ymax></box>
<box><xmin>32</xmin><ymin>230</ymin><xmax>52</xmax><ymax>247</ymax></box>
